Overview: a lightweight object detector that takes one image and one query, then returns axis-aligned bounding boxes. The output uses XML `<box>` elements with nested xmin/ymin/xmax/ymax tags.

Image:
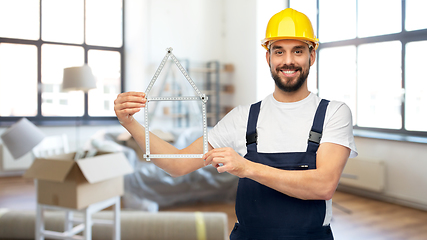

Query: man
<box><xmin>114</xmin><ymin>8</ymin><xmax>357</xmax><ymax>240</ymax></box>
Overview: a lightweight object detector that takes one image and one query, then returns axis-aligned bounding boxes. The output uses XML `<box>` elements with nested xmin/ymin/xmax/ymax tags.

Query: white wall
<box><xmin>124</xmin><ymin>0</ymin><xmax>148</xmax><ymax>93</ymax></box>
<box><xmin>349</xmin><ymin>137</ymin><xmax>427</xmax><ymax>210</ymax></box>
<box><xmin>147</xmin><ymin>0</ymin><xmax>224</xmax><ymax>63</ymax></box>
<box><xmin>223</xmin><ymin>0</ymin><xmax>258</xmax><ymax>106</ymax></box>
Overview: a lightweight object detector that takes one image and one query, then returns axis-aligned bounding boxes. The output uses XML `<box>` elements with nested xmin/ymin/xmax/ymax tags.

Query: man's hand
<box><xmin>203</xmin><ymin>147</ymin><xmax>252</xmax><ymax>178</ymax></box>
<box><xmin>114</xmin><ymin>92</ymin><xmax>146</xmax><ymax>126</ymax></box>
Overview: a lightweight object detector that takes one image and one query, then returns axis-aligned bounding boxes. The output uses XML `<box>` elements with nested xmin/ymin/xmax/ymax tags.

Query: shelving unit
<box><xmin>189</xmin><ymin>61</ymin><xmax>234</xmax><ymax>126</ymax></box>
<box><xmin>147</xmin><ymin>59</ymin><xmax>234</xmax><ymax>129</ymax></box>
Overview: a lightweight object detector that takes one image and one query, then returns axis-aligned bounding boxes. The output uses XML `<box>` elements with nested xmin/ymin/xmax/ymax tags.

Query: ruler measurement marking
<box><xmin>147</xmin><ymin>96</ymin><xmax>201</xmax><ymax>101</ymax></box>
<box><xmin>143</xmin><ymin>154</ymin><xmax>204</xmax><ymax>159</ymax></box>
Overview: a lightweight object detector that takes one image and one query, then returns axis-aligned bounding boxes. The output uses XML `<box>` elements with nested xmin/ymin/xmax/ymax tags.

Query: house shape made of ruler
<box><xmin>143</xmin><ymin>48</ymin><xmax>208</xmax><ymax>161</ymax></box>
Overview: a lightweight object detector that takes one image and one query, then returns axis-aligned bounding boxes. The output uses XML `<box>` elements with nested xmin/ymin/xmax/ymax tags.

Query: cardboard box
<box><xmin>23</xmin><ymin>151</ymin><xmax>133</xmax><ymax>210</ymax></box>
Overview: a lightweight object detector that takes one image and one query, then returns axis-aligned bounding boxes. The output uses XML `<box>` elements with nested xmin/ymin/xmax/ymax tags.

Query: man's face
<box><xmin>267</xmin><ymin>40</ymin><xmax>315</xmax><ymax>93</ymax></box>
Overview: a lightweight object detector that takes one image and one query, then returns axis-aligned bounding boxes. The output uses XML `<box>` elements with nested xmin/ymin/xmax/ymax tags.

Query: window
<box><xmin>405</xmin><ymin>40</ymin><xmax>427</xmax><ymax>132</ymax></box>
<box><xmin>291</xmin><ymin>0</ymin><xmax>427</xmax><ymax>138</ymax></box>
<box><xmin>0</xmin><ymin>0</ymin><xmax>124</xmax><ymax>125</ymax></box>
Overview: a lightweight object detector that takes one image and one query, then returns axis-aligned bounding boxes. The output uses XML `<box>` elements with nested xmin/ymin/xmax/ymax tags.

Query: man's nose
<box><xmin>281</xmin><ymin>53</ymin><xmax>295</xmax><ymax>65</ymax></box>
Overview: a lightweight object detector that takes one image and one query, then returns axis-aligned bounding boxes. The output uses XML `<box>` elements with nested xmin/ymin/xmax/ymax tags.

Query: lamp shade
<box><xmin>1</xmin><ymin>118</ymin><xmax>46</xmax><ymax>159</ymax></box>
<box><xmin>62</xmin><ymin>64</ymin><xmax>97</xmax><ymax>92</ymax></box>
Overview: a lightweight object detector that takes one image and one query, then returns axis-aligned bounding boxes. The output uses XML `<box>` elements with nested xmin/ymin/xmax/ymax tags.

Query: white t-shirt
<box><xmin>208</xmin><ymin>93</ymin><xmax>358</xmax><ymax>158</ymax></box>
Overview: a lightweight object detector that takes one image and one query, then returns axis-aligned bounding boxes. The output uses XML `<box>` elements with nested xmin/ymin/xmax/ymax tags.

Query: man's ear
<box><xmin>309</xmin><ymin>49</ymin><xmax>316</xmax><ymax>67</ymax></box>
<box><xmin>266</xmin><ymin>50</ymin><xmax>271</xmax><ymax>66</ymax></box>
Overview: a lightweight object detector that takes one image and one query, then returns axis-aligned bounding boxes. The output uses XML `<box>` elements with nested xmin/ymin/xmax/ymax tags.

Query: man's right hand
<box><xmin>114</xmin><ymin>91</ymin><xmax>147</xmax><ymax>126</ymax></box>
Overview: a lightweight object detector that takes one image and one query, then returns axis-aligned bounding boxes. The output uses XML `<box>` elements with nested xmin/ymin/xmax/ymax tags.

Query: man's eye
<box><xmin>275</xmin><ymin>51</ymin><xmax>283</xmax><ymax>55</ymax></box>
<box><xmin>295</xmin><ymin>50</ymin><xmax>302</xmax><ymax>54</ymax></box>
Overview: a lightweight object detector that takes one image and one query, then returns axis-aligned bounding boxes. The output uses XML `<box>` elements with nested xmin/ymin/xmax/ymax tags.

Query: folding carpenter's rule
<box><xmin>143</xmin><ymin>48</ymin><xmax>208</xmax><ymax>161</ymax></box>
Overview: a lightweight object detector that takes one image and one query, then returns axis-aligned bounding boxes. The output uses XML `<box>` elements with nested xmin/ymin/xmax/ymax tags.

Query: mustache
<box><xmin>276</xmin><ymin>64</ymin><xmax>302</xmax><ymax>72</ymax></box>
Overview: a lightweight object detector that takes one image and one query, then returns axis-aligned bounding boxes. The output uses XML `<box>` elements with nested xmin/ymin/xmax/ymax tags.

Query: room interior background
<box><xmin>0</xmin><ymin>0</ymin><xmax>426</xmax><ymax>214</ymax></box>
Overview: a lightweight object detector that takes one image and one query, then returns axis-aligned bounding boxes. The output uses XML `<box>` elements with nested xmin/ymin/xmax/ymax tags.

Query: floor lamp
<box><xmin>62</xmin><ymin>64</ymin><xmax>97</xmax><ymax>152</ymax></box>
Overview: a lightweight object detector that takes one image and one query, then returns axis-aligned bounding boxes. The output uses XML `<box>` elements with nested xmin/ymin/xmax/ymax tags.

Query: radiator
<box><xmin>339</xmin><ymin>158</ymin><xmax>386</xmax><ymax>192</ymax></box>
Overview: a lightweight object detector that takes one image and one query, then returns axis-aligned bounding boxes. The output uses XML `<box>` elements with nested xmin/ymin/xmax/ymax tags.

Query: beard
<box><xmin>271</xmin><ymin>62</ymin><xmax>310</xmax><ymax>93</ymax></box>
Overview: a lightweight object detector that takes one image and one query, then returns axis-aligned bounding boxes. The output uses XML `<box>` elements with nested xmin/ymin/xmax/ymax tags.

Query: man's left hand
<box><xmin>203</xmin><ymin>147</ymin><xmax>250</xmax><ymax>178</ymax></box>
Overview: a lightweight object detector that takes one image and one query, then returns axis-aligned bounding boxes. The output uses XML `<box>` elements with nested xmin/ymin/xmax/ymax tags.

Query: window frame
<box><xmin>0</xmin><ymin>0</ymin><xmax>124</xmax><ymax>126</ymax></box>
<box><xmin>314</xmin><ymin>0</ymin><xmax>427</xmax><ymax>139</ymax></box>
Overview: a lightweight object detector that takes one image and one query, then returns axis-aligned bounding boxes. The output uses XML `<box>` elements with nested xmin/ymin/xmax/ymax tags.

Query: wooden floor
<box><xmin>1</xmin><ymin>177</ymin><xmax>427</xmax><ymax>239</ymax></box>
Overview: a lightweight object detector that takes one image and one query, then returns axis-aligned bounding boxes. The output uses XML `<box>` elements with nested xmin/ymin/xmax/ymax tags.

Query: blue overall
<box><xmin>230</xmin><ymin>99</ymin><xmax>334</xmax><ymax>240</ymax></box>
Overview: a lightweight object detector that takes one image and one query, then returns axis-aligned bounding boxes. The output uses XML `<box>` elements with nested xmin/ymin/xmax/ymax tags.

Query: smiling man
<box><xmin>114</xmin><ymin>8</ymin><xmax>358</xmax><ymax>240</ymax></box>
<box><xmin>269</xmin><ymin>41</ymin><xmax>313</xmax><ymax>90</ymax></box>
<box><xmin>268</xmin><ymin>39</ymin><xmax>315</xmax><ymax>101</ymax></box>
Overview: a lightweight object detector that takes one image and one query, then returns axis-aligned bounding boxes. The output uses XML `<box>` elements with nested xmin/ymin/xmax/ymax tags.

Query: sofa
<box><xmin>0</xmin><ymin>209</ymin><xmax>228</xmax><ymax>240</ymax></box>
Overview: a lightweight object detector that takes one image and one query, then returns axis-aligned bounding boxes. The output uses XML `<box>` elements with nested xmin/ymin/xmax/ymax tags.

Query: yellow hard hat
<box><xmin>261</xmin><ymin>8</ymin><xmax>319</xmax><ymax>50</ymax></box>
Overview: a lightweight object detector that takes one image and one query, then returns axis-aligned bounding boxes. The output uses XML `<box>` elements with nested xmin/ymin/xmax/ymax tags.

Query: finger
<box><xmin>210</xmin><ymin>155</ymin><xmax>227</xmax><ymax>169</ymax></box>
<box><xmin>114</xmin><ymin>104</ymin><xmax>143</xmax><ymax>115</ymax></box>
<box><xmin>204</xmin><ymin>154</ymin><xmax>223</xmax><ymax>167</ymax></box>
<box><xmin>118</xmin><ymin>101</ymin><xmax>145</xmax><ymax>109</ymax></box>
<box><xmin>116</xmin><ymin>92</ymin><xmax>146</xmax><ymax>104</ymax></box>
<box><xmin>116</xmin><ymin>92</ymin><xmax>139</xmax><ymax>101</ymax></box>
<box><xmin>203</xmin><ymin>148</ymin><xmax>232</xmax><ymax>167</ymax></box>
<box><xmin>204</xmin><ymin>151</ymin><xmax>224</xmax><ymax>162</ymax></box>
<box><xmin>203</xmin><ymin>147</ymin><xmax>228</xmax><ymax>158</ymax></box>
<box><xmin>115</xmin><ymin>100</ymin><xmax>143</xmax><ymax>111</ymax></box>
<box><xmin>203</xmin><ymin>149</ymin><xmax>215</xmax><ymax>163</ymax></box>
<box><xmin>203</xmin><ymin>154</ymin><xmax>214</xmax><ymax>166</ymax></box>
<box><xmin>211</xmin><ymin>161</ymin><xmax>223</xmax><ymax>168</ymax></box>
<box><xmin>216</xmin><ymin>165</ymin><xmax>227</xmax><ymax>173</ymax></box>
<box><xmin>116</xmin><ymin>96</ymin><xmax>146</xmax><ymax>105</ymax></box>
<box><xmin>117</xmin><ymin>108</ymin><xmax>141</xmax><ymax>115</ymax></box>
<box><xmin>122</xmin><ymin>91</ymin><xmax>145</xmax><ymax>97</ymax></box>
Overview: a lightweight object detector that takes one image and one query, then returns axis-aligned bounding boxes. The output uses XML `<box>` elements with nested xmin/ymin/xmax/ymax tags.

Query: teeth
<box><xmin>282</xmin><ymin>70</ymin><xmax>296</xmax><ymax>74</ymax></box>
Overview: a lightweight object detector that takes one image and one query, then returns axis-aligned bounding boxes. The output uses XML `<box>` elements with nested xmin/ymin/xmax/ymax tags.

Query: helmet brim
<box><xmin>261</xmin><ymin>37</ymin><xmax>319</xmax><ymax>51</ymax></box>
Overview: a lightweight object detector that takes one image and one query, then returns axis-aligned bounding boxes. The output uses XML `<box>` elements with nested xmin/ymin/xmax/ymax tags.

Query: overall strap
<box><xmin>307</xmin><ymin>99</ymin><xmax>330</xmax><ymax>154</ymax></box>
<box><xmin>246</xmin><ymin>101</ymin><xmax>261</xmax><ymax>152</ymax></box>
